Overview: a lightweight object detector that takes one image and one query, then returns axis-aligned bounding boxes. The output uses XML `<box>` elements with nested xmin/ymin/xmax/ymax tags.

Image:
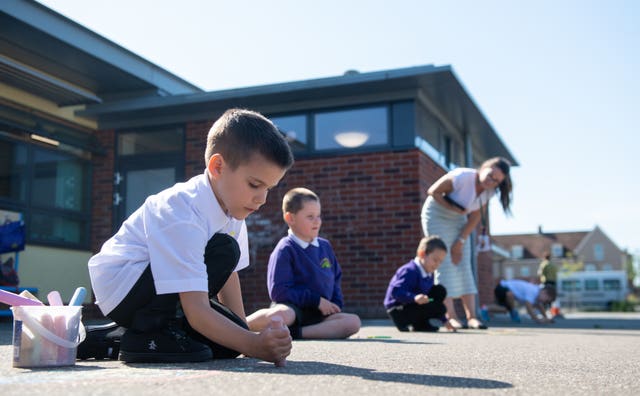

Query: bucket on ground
<box><xmin>10</xmin><ymin>305</ymin><xmax>85</xmax><ymax>367</ymax></box>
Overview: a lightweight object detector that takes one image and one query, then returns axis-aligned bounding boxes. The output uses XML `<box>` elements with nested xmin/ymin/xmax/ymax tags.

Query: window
<box><xmin>551</xmin><ymin>243</ymin><xmax>563</xmax><ymax>258</ymax></box>
<box><xmin>584</xmin><ymin>279</ymin><xmax>599</xmax><ymax>291</ymax></box>
<box><xmin>505</xmin><ymin>267</ymin><xmax>514</xmax><ymax>279</ymax></box>
<box><xmin>561</xmin><ymin>279</ymin><xmax>581</xmax><ymax>292</ymax></box>
<box><xmin>0</xmin><ymin>134</ymin><xmax>90</xmax><ymax>248</ymax></box>
<box><xmin>520</xmin><ymin>266</ymin><xmax>530</xmax><ymax>277</ymax></box>
<box><xmin>511</xmin><ymin>245</ymin><xmax>523</xmax><ymax>259</ymax></box>
<box><xmin>593</xmin><ymin>244</ymin><xmax>604</xmax><ymax>261</ymax></box>
<box><xmin>32</xmin><ymin>148</ymin><xmax>86</xmax><ymax>211</ymax></box>
<box><xmin>117</xmin><ymin>129</ymin><xmax>183</xmax><ymax>156</ymax></box>
<box><xmin>0</xmin><ymin>139</ymin><xmax>28</xmax><ymax>202</ymax></box>
<box><xmin>602</xmin><ymin>263</ymin><xmax>612</xmax><ymax>271</ymax></box>
<box><xmin>315</xmin><ymin>107</ymin><xmax>388</xmax><ymax>150</ymax></box>
<box><xmin>603</xmin><ymin>279</ymin><xmax>621</xmax><ymax>291</ymax></box>
<box><xmin>271</xmin><ymin>115</ymin><xmax>307</xmax><ymax>152</ymax></box>
<box><xmin>585</xmin><ymin>263</ymin><xmax>596</xmax><ymax>271</ymax></box>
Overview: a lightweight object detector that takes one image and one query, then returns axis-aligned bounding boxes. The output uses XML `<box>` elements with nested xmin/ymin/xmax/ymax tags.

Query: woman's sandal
<box><xmin>447</xmin><ymin>318</ymin><xmax>464</xmax><ymax>331</ymax></box>
<box><xmin>467</xmin><ymin>318</ymin><xmax>488</xmax><ymax>330</ymax></box>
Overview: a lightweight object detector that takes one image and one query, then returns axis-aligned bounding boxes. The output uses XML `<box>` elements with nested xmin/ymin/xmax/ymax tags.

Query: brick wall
<box><xmin>185</xmin><ymin>121</ymin><xmax>211</xmax><ymax>178</ymax></box>
<box><xmin>89</xmin><ymin>124</ymin><xmax>494</xmax><ymax>319</ymax></box>
<box><xmin>90</xmin><ymin>129</ymin><xmax>115</xmax><ymax>253</ymax></box>
<box><xmin>477</xmin><ymin>252</ymin><xmax>494</xmax><ymax>306</ymax></box>
<box><xmin>240</xmin><ymin>149</ymin><xmax>448</xmax><ymax>318</ymax></box>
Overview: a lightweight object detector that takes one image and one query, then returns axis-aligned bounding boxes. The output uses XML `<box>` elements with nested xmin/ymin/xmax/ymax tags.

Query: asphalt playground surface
<box><xmin>1</xmin><ymin>311</ymin><xmax>639</xmax><ymax>395</ymax></box>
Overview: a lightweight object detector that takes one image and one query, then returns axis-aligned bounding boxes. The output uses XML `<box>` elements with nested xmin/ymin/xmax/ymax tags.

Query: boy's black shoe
<box><xmin>77</xmin><ymin>322</ymin><xmax>126</xmax><ymax>360</ymax></box>
<box><xmin>413</xmin><ymin>319</ymin><xmax>441</xmax><ymax>332</ymax></box>
<box><xmin>118</xmin><ymin>325</ymin><xmax>212</xmax><ymax>363</ymax></box>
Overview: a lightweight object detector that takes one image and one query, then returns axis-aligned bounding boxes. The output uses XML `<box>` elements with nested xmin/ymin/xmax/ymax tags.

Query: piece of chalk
<box><xmin>19</xmin><ymin>290</ymin><xmax>42</xmax><ymax>304</ymax></box>
<box><xmin>47</xmin><ymin>291</ymin><xmax>64</xmax><ymax>306</ymax></box>
<box><xmin>0</xmin><ymin>289</ymin><xmax>44</xmax><ymax>306</ymax></box>
<box><xmin>367</xmin><ymin>336</ymin><xmax>392</xmax><ymax>339</ymax></box>
<box><xmin>68</xmin><ymin>287</ymin><xmax>86</xmax><ymax>306</ymax></box>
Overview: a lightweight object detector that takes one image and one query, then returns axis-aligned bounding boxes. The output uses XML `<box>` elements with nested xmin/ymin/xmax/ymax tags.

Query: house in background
<box><xmin>1</xmin><ymin>0</ymin><xmax>516</xmax><ymax>317</ymax></box>
<box><xmin>491</xmin><ymin>226</ymin><xmax>628</xmax><ymax>309</ymax></box>
<box><xmin>492</xmin><ymin>225</ymin><xmax>626</xmax><ymax>282</ymax></box>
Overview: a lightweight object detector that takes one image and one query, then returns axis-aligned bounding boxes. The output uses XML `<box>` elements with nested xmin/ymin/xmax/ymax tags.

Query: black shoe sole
<box><xmin>119</xmin><ymin>348</ymin><xmax>213</xmax><ymax>363</ymax></box>
<box><xmin>77</xmin><ymin>322</ymin><xmax>125</xmax><ymax>360</ymax></box>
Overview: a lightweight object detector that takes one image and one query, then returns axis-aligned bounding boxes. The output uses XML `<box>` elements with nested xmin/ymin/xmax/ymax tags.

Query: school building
<box><xmin>0</xmin><ymin>0</ymin><xmax>516</xmax><ymax>318</ymax></box>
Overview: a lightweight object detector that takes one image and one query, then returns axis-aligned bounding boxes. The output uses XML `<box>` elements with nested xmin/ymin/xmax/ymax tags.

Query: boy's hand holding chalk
<box><xmin>269</xmin><ymin>316</ymin><xmax>288</xmax><ymax>367</ymax></box>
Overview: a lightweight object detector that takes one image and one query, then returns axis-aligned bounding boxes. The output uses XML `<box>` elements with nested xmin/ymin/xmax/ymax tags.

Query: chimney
<box><xmin>538</xmin><ymin>225</ymin><xmax>543</xmax><ymax>234</ymax></box>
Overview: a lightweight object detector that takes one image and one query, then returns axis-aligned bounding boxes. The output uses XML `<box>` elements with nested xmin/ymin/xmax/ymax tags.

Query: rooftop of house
<box><xmin>492</xmin><ymin>228</ymin><xmax>590</xmax><ymax>259</ymax></box>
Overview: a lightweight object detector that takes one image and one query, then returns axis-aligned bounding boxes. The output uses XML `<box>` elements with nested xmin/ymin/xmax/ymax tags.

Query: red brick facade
<box><xmin>90</xmin><ymin>129</ymin><xmax>115</xmax><ymax>253</ymax></box>
<box><xmin>90</xmin><ymin>122</ymin><xmax>494</xmax><ymax>318</ymax></box>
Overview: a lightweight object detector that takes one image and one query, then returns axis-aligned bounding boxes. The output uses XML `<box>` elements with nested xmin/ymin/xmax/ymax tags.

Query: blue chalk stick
<box><xmin>68</xmin><ymin>287</ymin><xmax>86</xmax><ymax>306</ymax></box>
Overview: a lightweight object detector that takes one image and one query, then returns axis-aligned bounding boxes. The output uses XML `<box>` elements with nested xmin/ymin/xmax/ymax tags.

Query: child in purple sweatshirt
<box><xmin>384</xmin><ymin>236</ymin><xmax>449</xmax><ymax>332</ymax></box>
<box><xmin>247</xmin><ymin>187</ymin><xmax>361</xmax><ymax>339</ymax></box>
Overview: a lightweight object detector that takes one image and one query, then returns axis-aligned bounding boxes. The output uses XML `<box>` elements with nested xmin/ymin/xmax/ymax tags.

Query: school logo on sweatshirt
<box><xmin>320</xmin><ymin>258</ymin><xmax>331</xmax><ymax>269</ymax></box>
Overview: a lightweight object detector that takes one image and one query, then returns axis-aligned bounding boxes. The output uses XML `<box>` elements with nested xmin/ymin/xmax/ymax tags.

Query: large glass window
<box><xmin>271</xmin><ymin>115</ymin><xmax>307</xmax><ymax>152</ymax></box>
<box><xmin>315</xmin><ymin>107</ymin><xmax>388</xmax><ymax>150</ymax></box>
<box><xmin>118</xmin><ymin>129</ymin><xmax>183</xmax><ymax>156</ymax></box>
<box><xmin>561</xmin><ymin>279</ymin><xmax>581</xmax><ymax>291</ymax></box>
<box><xmin>32</xmin><ymin>148</ymin><xmax>87</xmax><ymax>211</ymax></box>
<box><xmin>0</xmin><ymin>139</ymin><xmax>28</xmax><ymax>202</ymax></box>
<box><xmin>584</xmin><ymin>279</ymin><xmax>599</xmax><ymax>291</ymax></box>
<box><xmin>0</xmin><ymin>134</ymin><xmax>90</xmax><ymax>248</ymax></box>
<box><xmin>603</xmin><ymin>279</ymin><xmax>621</xmax><ymax>291</ymax></box>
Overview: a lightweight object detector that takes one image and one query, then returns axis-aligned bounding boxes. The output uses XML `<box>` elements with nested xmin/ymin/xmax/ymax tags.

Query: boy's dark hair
<box><xmin>205</xmin><ymin>108</ymin><xmax>294</xmax><ymax>170</ymax></box>
<box><xmin>282</xmin><ymin>187</ymin><xmax>319</xmax><ymax>215</ymax></box>
<box><xmin>417</xmin><ymin>235</ymin><xmax>448</xmax><ymax>256</ymax></box>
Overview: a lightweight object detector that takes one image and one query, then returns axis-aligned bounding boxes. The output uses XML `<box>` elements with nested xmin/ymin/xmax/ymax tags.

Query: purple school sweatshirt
<box><xmin>384</xmin><ymin>260</ymin><xmax>435</xmax><ymax>309</ymax></box>
<box><xmin>267</xmin><ymin>235</ymin><xmax>344</xmax><ymax>309</ymax></box>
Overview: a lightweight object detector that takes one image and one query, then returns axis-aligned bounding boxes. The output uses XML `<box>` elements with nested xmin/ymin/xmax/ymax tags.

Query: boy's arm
<box><xmin>180</xmin><ymin>291</ymin><xmax>291</xmax><ymax>362</ymax></box>
<box><xmin>389</xmin><ymin>269</ymin><xmax>419</xmax><ymax>304</ymax></box>
<box><xmin>330</xmin><ymin>259</ymin><xmax>344</xmax><ymax>308</ymax></box>
<box><xmin>217</xmin><ymin>271</ymin><xmax>246</xmax><ymax>321</ymax></box>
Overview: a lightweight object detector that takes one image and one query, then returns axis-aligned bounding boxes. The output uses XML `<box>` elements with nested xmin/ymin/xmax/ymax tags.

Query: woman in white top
<box><xmin>421</xmin><ymin>157</ymin><xmax>512</xmax><ymax>330</ymax></box>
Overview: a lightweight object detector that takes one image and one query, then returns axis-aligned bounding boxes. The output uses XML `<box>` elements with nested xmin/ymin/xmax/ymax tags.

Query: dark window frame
<box><xmin>0</xmin><ymin>132</ymin><xmax>92</xmax><ymax>250</ymax></box>
<box><xmin>268</xmin><ymin>100</ymin><xmax>413</xmax><ymax>158</ymax></box>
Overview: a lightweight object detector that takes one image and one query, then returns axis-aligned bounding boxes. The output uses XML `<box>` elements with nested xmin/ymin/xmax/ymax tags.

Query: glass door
<box><xmin>113</xmin><ymin>128</ymin><xmax>184</xmax><ymax>231</ymax></box>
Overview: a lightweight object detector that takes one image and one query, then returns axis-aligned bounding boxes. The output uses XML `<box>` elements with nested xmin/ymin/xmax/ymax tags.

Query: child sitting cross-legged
<box><xmin>247</xmin><ymin>187</ymin><xmax>361</xmax><ymax>339</ymax></box>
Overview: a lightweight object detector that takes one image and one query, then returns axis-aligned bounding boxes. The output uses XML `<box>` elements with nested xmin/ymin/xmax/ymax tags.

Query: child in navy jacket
<box><xmin>247</xmin><ymin>187</ymin><xmax>361</xmax><ymax>339</ymax></box>
<box><xmin>384</xmin><ymin>236</ymin><xmax>449</xmax><ymax>332</ymax></box>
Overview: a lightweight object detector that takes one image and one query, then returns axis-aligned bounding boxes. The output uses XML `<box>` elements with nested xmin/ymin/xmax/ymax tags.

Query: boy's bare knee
<box><xmin>268</xmin><ymin>304</ymin><xmax>296</xmax><ymax>326</ymax></box>
<box><xmin>342</xmin><ymin>313</ymin><xmax>361</xmax><ymax>337</ymax></box>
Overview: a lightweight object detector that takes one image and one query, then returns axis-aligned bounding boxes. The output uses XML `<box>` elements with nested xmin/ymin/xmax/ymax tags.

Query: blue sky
<box><xmin>39</xmin><ymin>0</ymin><xmax>640</xmax><ymax>254</ymax></box>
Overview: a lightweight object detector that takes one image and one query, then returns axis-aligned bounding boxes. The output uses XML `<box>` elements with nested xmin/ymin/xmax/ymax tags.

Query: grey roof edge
<box><xmin>2</xmin><ymin>0</ymin><xmax>202</xmax><ymax>95</ymax></box>
<box><xmin>78</xmin><ymin>64</ymin><xmax>451</xmax><ymax>116</ymax></box>
<box><xmin>447</xmin><ymin>68</ymin><xmax>519</xmax><ymax>166</ymax></box>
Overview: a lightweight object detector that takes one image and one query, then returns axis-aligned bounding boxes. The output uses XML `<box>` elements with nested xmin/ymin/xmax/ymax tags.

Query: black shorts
<box><xmin>494</xmin><ymin>284</ymin><xmax>510</xmax><ymax>308</ymax></box>
<box><xmin>273</xmin><ymin>302</ymin><xmax>326</xmax><ymax>327</ymax></box>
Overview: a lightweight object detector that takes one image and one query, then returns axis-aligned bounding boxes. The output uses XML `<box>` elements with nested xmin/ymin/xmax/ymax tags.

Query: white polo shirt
<box><xmin>500</xmin><ymin>279</ymin><xmax>540</xmax><ymax>304</ymax></box>
<box><xmin>447</xmin><ymin>168</ymin><xmax>496</xmax><ymax>213</ymax></box>
<box><xmin>88</xmin><ymin>170</ymin><xmax>249</xmax><ymax>315</ymax></box>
